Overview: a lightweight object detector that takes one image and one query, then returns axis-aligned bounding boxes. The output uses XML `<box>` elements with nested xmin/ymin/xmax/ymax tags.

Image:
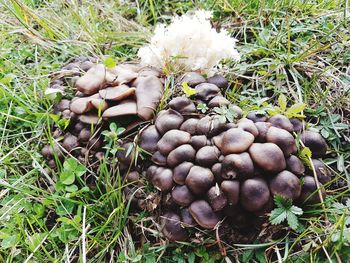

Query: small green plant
<box><xmin>103</xmin><ymin>56</ymin><xmax>117</xmax><ymax>68</ymax></box>
<box><xmin>267</xmin><ymin>94</ymin><xmax>306</xmax><ymax>118</ymax></box>
<box><xmin>269</xmin><ymin>195</ymin><xmax>303</xmax><ymax>230</ymax></box>
<box><xmin>213</xmin><ymin>105</ymin><xmax>239</xmax><ymax>123</ymax></box>
<box><xmin>182</xmin><ymin>81</ymin><xmax>197</xmax><ymax>97</ymax></box>
<box><xmin>102</xmin><ymin>122</ymin><xmax>126</xmax><ymax>156</ymax></box>
<box><xmin>197</xmin><ymin>102</ymin><xmax>208</xmax><ymax>113</ymax></box>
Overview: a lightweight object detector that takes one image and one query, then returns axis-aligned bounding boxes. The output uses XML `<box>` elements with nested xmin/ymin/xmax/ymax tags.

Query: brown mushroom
<box><xmin>194</xmin><ymin>83</ymin><xmax>220</xmax><ymax>101</ymax></box>
<box><xmin>139</xmin><ymin>125</ymin><xmax>161</xmax><ymax>154</ymax></box>
<box><xmin>207</xmin><ymin>74</ymin><xmax>228</xmax><ymax>89</ymax></box>
<box><xmin>237</xmin><ymin>118</ymin><xmax>259</xmax><ymax>137</ymax></box>
<box><xmin>298</xmin><ymin>176</ymin><xmax>326</xmax><ymax>204</ymax></box>
<box><xmin>99</xmin><ymin>85</ymin><xmax>136</xmax><ymax>101</ymax></box>
<box><xmin>190</xmin><ymin>135</ymin><xmax>209</xmax><ymax>150</ymax></box>
<box><xmin>157</xmin><ymin>130</ymin><xmax>191</xmax><ymax>155</ymax></box>
<box><xmin>126</xmin><ymin>171</ymin><xmax>140</xmax><ymax>184</ymax></box>
<box><xmin>212</xmin><ymin>163</ymin><xmax>223</xmax><ymax>182</ymax></box>
<box><xmin>286</xmin><ymin>155</ymin><xmax>305</xmax><ymax>176</ymax></box>
<box><xmin>172</xmin><ymin>185</ymin><xmax>195</xmax><ymax>206</ymax></box>
<box><xmin>180</xmin><ymin>118</ymin><xmax>199</xmax><ymax>135</ymax></box>
<box><xmin>106</xmin><ymin>64</ymin><xmax>138</xmax><ymax>86</ymax></box>
<box><xmin>185</xmin><ymin>166</ymin><xmax>215</xmax><ymax>195</ymax></box>
<box><xmin>151</xmin><ymin>151</ymin><xmax>167</xmax><ymax>166</ymax></box>
<box><xmin>135</xmin><ymin>75</ymin><xmax>163</xmax><ymax>120</ymax></box>
<box><xmin>270</xmin><ymin>171</ymin><xmax>302</xmax><ymax>200</ymax></box>
<box><xmin>102</xmin><ymin>100</ymin><xmax>137</xmax><ymax>118</ymax></box>
<box><xmin>150</xmin><ymin>167</ymin><xmax>174</xmax><ymax>192</ymax></box>
<box><xmin>179</xmin><ymin>72</ymin><xmax>205</xmax><ymax>87</ymax></box>
<box><xmin>196</xmin><ymin>116</ymin><xmax>212</xmax><ymax>135</ymax></box>
<box><xmin>70</xmin><ymin>97</ymin><xmax>94</xmax><ymax>114</ymax></box>
<box><xmin>169</xmin><ymin>97</ymin><xmax>196</xmax><ymax>113</ymax></box>
<box><xmin>78</xmin><ymin>113</ymin><xmax>100</xmax><ymax>125</ymax></box>
<box><xmin>189</xmin><ymin>200</ymin><xmax>220</xmax><ymax>229</ymax></box>
<box><xmin>62</xmin><ymin>134</ymin><xmax>79</xmax><ymax>152</ymax></box>
<box><xmin>180</xmin><ymin>208</ymin><xmax>197</xmax><ymax>227</ymax></box>
<box><xmin>221</xmin><ymin>152</ymin><xmax>254</xmax><ymax>180</ymax></box>
<box><xmin>75</xmin><ymin>64</ymin><xmax>106</xmax><ymax>95</ymax></box>
<box><xmin>268</xmin><ymin>114</ymin><xmax>294</xmax><ymax>132</ymax></box>
<box><xmin>86</xmin><ymin>137</ymin><xmax>103</xmax><ymax>151</ymax></box>
<box><xmin>195</xmin><ymin>146</ymin><xmax>220</xmax><ymax>167</ymax></box>
<box><xmin>247</xmin><ymin>111</ymin><xmax>267</xmax><ymax>123</ymax></box>
<box><xmin>221</xmin><ymin>128</ymin><xmax>255</xmax><ymax>155</ymax></box>
<box><xmin>240</xmin><ymin>178</ymin><xmax>270</xmax><ymax>212</ymax></box>
<box><xmin>173</xmin><ymin>162</ymin><xmax>194</xmax><ymax>185</ymax></box>
<box><xmin>207</xmin><ymin>185</ymin><xmax>227</xmax><ymax>211</ymax></box>
<box><xmin>167</xmin><ymin>144</ymin><xmax>196</xmax><ymax>167</ymax></box>
<box><xmin>208</xmin><ymin>96</ymin><xmax>230</xmax><ymax>108</ymax></box>
<box><xmin>78</xmin><ymin>128</ymin><xmax>92</xmax><ymax>144</ymax></box>
<box><xmin>311</xmin><ymin>159</ymin><xmax>331</xmax><ymax>184</ymax></box>
<box><xmin>161</xmin><ymin>212</ymin><xmax>188</xmax><ymax>241</ymax></box>
<box><xmin>254</xmin><ymin>122</ymin><xmax>271</xmax><ymax>142</ymax></box>
<box><xmin>290</xmin><ymin>118</ymin><xmax>303</xmax><ymax>133</ymax></box>
<box><xmin>89</xmin><ymin>98</ymin><xmax>108</xmax><ymax>112</ymax></box>
<box><xmin>266</xmin><ymin>126</ymin><xmax>297</xmax><ymax>156</ymax></box>
<box><xmin>155</xmin><ymin>109</ymin><xmax>184</xmax><ymax>134</ymax></box>
<box><xmin>221</xmin><ymin>180</ymin><xmax>240</xmax><ymax>205</ymax></box>
<box><xmin>249</xmin><ymin>143</ymin><xmax>286</xmax><ymax>173</ymax></box>
<box><xmin>301</xmin><ymin>131</ymin><xmax>327</xmax><ymax>158</ymax></box>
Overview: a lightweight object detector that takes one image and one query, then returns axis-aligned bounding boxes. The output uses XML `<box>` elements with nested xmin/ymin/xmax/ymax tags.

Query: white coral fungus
<box><xmin>138</xmin><ymin>10</ymin><xmax>240</xmax><ymax>75</ymax></box>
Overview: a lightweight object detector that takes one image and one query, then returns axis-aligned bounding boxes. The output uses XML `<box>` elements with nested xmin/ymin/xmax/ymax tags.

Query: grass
<box><xmin>0</xmin><ymin>0</ymin><xmax>349</xmax><ymax>262</ymax></box>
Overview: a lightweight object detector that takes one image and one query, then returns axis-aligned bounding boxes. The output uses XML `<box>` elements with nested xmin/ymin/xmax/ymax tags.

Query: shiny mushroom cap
<box><xmin>161</xmin><ymin>212</ymin><xmax>188</xmax><ymax>241</ymax></box>
<box><xmin>179</xmin><ymin>72</ymin><xmax>206</xmax><ymax>87</ymax></box>
<box><xmin>266</xmin><ymin>126</ymin><xmax>297</xmax><ymax>157</ymax></box>
<box><xmin>311</xmin><ymin>159</ymin><xmax>331</xmax><ymax>185</ymax></box>
<box><xmin>221</xmin><ymin>128</ymin><xmax>255</xmax><ymax>155</ymax></box>
<box><xmin>139</xmin><ymin>125</ymin><xmax>161</xmax><ymax>154</ymax></box>
<box><xmin>169</xmin><ymin>97</ymin><xmax>196</xmax><ymax>114</ymax></box>
<box><xmin>240</xmin><ymin>178</ymin><xmax>270</xmax><ymax>212</ymax></box>
<box><xmin>207</xmin><ymin>185</ymin><xmax>228</xmax><ymax>211</ymax></box>
<box><xmin>269</xmin><ymin>170</ymin><xmax>302</xmax><ymax>200</ymax></box>
<box><xmin>189</xmin><ymin>200</ymin><xmax>220</xmax><ymax>229</ymax></box>
<box><xmin>173</xmin><ymin>162</ymin><xmax>194</xmax><ymax>185</ymax></box>
<box><xmin>286</xmin><ymin>155</ymin><xmax>305</xmax><ymax>176</ymax></box>
<box><xmin>99</xmin><ymin>85</ymin><xmax>136</xmax><ymax>101</ymax></box>
<box><xmin>180</xmin><ymin>118</ymin><xmax>199</xmax><ymax>135</ymax></box>
<box><xmin>171</xmin><ymin>185</ymin><xmax>195</xmax><ymax>206</ymax></box>
<box><xmin>298</xmin><ymin>176</ymin><xmax>325</xmax><ymax>204</ymax></box>
<box><xmin>195</xmin><ymin>146</ymin><xmax>220</xmax><ymax>167</ymax></box>
<box><xmin>167</xmin><ymin>144</ymin><xmax>196</xmax><ymax>167</ymax></box>
<box><xmin>221</xmin><ymin>152</ymin><xmax>254</xmax><ymax>180</ymax></box>
<box><xmin>102</xmin><ymin>100</ymin><xmax>137</xmax><ymax>118</ymax></box>
<box><xmin>249</xmin><ymin>143</ymin><xmax>286</xmax><ymax>173</ymax></box>
<box><xmin>185</xmin><ymin>166</ymin><xmax>215</xmax><ymax>195</ymax></box>
<box><xmin>150</xmin><ymin>167</ymin><xmax>174</xmax><ymax>192</ymax></box>
<box><xmin>206</xmin><ymin>74</ymin><xmax>228</xmax><ymax>89</ymax></box>
<box><xmin>155</xmin><ymin>109</ymin><xmax>184</xmax><ymax>135</ymax></box>
<box><xmin>301</xmin><ymin>131</ymin><xmax>328</xmax><ymax>158</ymax></box>
<box><xmin>157</xmin><ymin>130</ymin><xmax>191</xmax><ymax>155</ymax></box>
<box><xmin>75</xmin><ymin>64</ymin><xmax>106</xmax><ymax>95</ymax></box>
<box><xmin>190</xmin><ymin>135</ymin><xmax>210</xmax><ymax>150</ymax></box>
<box><xmin>237</xmin><ymin>118</ymin><xmax>259</xmax><ymax>137</ymax></box>
<box><xmin>194</xmin><ymin>83</ymin><xmax>220</xmax><ymax>101</ymax></box>
<box><xmin>221</xmin><ymin>180</ymin><xmax>240</xmax><ymax>205</ymax></box>
<box><xmin>268</xmin><ymin>114</ymin><xmax>294</xmax><ymax>132</ymax></box>
<box><xmin>254</xmin><ymin>122</ymin><xmax>272</xmax><ymax>142</ymax></box>
<box><xmin>247</xmin><ymin>111</ymin><xmax>268</xmax><ymax>123</ymax></box>
<box><xmin>208</xmin><ymin>96</ymin><xmax>230</xmax><ymax>108</ymax></box>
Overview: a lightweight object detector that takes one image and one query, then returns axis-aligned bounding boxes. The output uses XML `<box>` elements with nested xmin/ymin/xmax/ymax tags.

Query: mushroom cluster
<box><xmin>137</xmin><ymin>75</ymin><xmax>331</xmax><ymax>241</ymax></box>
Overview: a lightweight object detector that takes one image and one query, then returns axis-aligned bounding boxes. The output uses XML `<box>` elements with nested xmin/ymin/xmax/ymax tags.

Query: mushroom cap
<box><xmin>240</xmin><ymin>178</ymin><xmax>270</xmax><ymax>212</ymax></box>
<box><xmin>207</xmin><ymin>185</ymin><xmax>228</xmax><ymax>211</ymax></box>
<box><xmin>311</xmin><ymin>159</ymin><xmax>331</xmax><ymax>184</ymax></box>
<box><xmin>189</xmin><ymin>200</ymin><xmax>220</xmax><ymax>229</ymax></box>
<box><xmin>211</xmin><ymin>132</ymin><xmax>225</xmax><ymax>149</ymax></box>
<box><xmin>169</xmin><ymin>97</ymin><xmax>196</xmax><ymax>114</ymax></box>
<box><xmin>185</xmin><ymin>166</ymin><xmax>215</xmax><ymax>195</ymax></box>
<box><xmin>75</xmin><ymin>64</ymin><xmax>106</xmax><ymax>95</ymax></box>
<box><xmin>102</xmin><ymin>100</ymin><xmax>137</xmax><ymax>118</ymax></box>
<box><xmin>180</xmin><ymin>118</ymin><xmax>199</xmax><ymax>135</ymax></box>
<box><xmin>208</xmin><ymin>96</ymin><xmax>230</xmax><ymax>108</ymax></box>
<box><xmin>286</xmin><ymin>155</ymin><xmax>305</xmax><ymax>176</ymax></box>
<box><xmin>150</xmin><ymin>167</ymin><xmax>174</xmax><ymax>192</ymax></box>
<box><xmin>195</xmin><ymin>146</ymin><xmax>220</xmax><ymax>167</ymax></box>
<box><xmin>139</xmin><ymin>125</ymin><xmax>161</xmax><ymax>154</ymax></box>
<box><xmin>179</xmin><ymin>72</ymin><xmax>205</xmax><ymax>87</ymax></box>
<box><xmin>301</xmin><ymin>131</ymin><xmax>327</xmax><ymax>158</ymax></box>
<box><xmin>196</xmin><ymin>116</ymin><xmax>212</xmax><ymax>135</ymax></box>
<box><xmin>161</xmin><ymin>212</ymin><xmax>188</xmax><ymax>241</ymax></box>
<box><xmin>89</xmin><ymin>98</ymin><xmax>108</xmax><ymax>112</ymax></box>
<box><xmin>180</xmin><ymin>208</ymin><xmax>197</xmax><ymax>227</ymax></box>
<box><xmin>151</xmin><ymin>151</ymin><xmax>167</xmax><ymax>166</ymax></box>
<box><xmin>237</xmin><ymin>118</ymin><xmax>259</xmax><ymax>137</ymax></box>
<box><xmin>99</xmin><ymin>85</ymin><xmax>136</xmax><ymax>101</ymax></box>
<box><xmin>54</xmin><ymin>99</ymin><xmax>70</xmax><ymax>112</ymax></box>
<box><xmin>126</xmin><ymin>171</ymin><xmax>140</xmax><ymax>183</ymax></box>
<box><xmin>246</xmin><ymin>111</ymin><xmax>267</xmax><ymax>123</ymax></box>
<box><xmin>157</xmin><ymin>130</ymin><xmax>191</xmax><ymax>155</ymax></box>
<box><xmin>86</xmin><ymin>137</ymin><xmax>103</xmax><ymax>151</ymax></box>
<box><xmin>171</xmin><ymin>185</ymin><xmax>195</xmax><ymax>206</ymax></box>
<box><xmin>221</xmin><ymin>180</ymin><xmax>240</xmax><ymax>205</ymax></box>
<box><xmin>78</xmin><ymin>113</ymin><xmax>100</xmax><ymax>124</ymax></box>
<box><xmin>206</xmin><ymin>74</ymin><xmax>228</xmax><ymax>89</ymax></box>
<box><xmin>298</xmin><ymin>176</ymin><xmax>326</xmax><ymax>204</ymax></box>
<box><xmin>62</xmin><ymin>134</ymin><xmax>79</xmax><ymax>152</ymax></box>
<box><xmin>78</xmin><ymin>128</ymin><xmax>92</xmax><ymax>144</ymax></box>
<box><xmin>290</xmin><ymin>118</ymin><xmax>303</xmax><ymax>133</ymax></box>
<box><xmin>266</xmin><ymin>126</ymin><xmax>297</xmax><ymax>157</ymax></box>
<box><xmin>190</xmin><ymin>135</ymin><xmax>209</xmax><ymax>150</ymax></box>
<box><xmin>194</xmin><ymin>83</ymin><xmax>220</xmax><ymax>101</ymax></box>
<box><xmin>135</xmin><ymin>75</ymin><xmax>164</xmax><ymax>120</ymax></box>
<box><xmin>221</xmin><ymin>128</ymin><xmax>255</xmax><ymax>155</ymax></box>
<box><xmin>249</xmin><ymin>143</ymin><xmax>286</xmax><ymax>173</ymax></box>
<box><xmin>209</xmin><ymin>115</ymin><xmax>228</xmax><ymax>137</ymax></box>
<box><xmin>117</xmin><ymin>142</ymin><xmax>134</xmax><ymax>166</ymax></box>
<box><xmin>254</xmin><ymin>122</ymin><xmax>272</xmax><ymax>142</ymax></box>
<box><xmin>221</xmin><ymin>152</ymin><xmax>254</xmax><ymax>180</ymax></box>
<box><xmin>269</xmin><ymin>171</ymin><xmax>302</xmax><ymax>200</ymax></box>
<box><xmin>211</xmin><ymin>163</ymin><xmax>223</xmax><ymax>182</ymax></box>
<box><xmin>70</xmin><ymin>97</ymin><xmax>94</xmax><ymax>114</ymax></box>
<box><xmin>268</xmin><ymin>114</ymin><xmax>294</xmax><ymax>132</ymax></box>
<box><xmin>155</xmin><ymin>109</ymin><xmax>184</xmax><ymax>135</ymax></box>
<box><xmin>173</xmin><ymin>162</ymin><xmax>194</xmax><ymax>185</ymax></box>
<box><xmin>167</xmin><ymin>144</ymin><xmax>196</xmax><ymax>167</ymax></box>
<box><xmin>106</xmin><ymin>64</ymin><xmax>138</xmax><ymax>86</ymax></box>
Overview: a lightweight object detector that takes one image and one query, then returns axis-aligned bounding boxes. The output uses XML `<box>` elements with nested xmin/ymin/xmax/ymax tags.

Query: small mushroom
<box><xmin>208</xmin><ymin>96</ymin><xmax>230</xmax><ymax>108</ymax></box>
<box><xmin>179</xmin><ymin>72</ymin><xmax>205</xmax><ymax>87</ymax></box>
<box><xmin>185</xmin><ymin>166</ymin><xmax>215</xmax><ymax>195</ymax></box>
<box><xmin>180</xmin><ymin>118</ymin><xmax>199</xmax><ymax>135</ymax></box>
<box><xmin>212</xmin><ymin>163</ymin><xmax>223</xmax><ymax>182</ymax></box>
<box><xmin>139</xmin><ymin>125</ymin><xmax>161</xmax><ymax>154</ymax></box>
<box><xmin>54</xmin><ymin>99</ymin><xmax>70</xmax><ymax>113</ymax></box>
<box><xmin>311</xmin><ymin>159</ymin><xmax>331</xmax><ymax>185</ymax></box>
<box><xmin>290</xmin><ymin>118</ymin><xmax>303</xmax><ymax>132</ymax></box>
<box><xmin>102</xmin><ymin>100</ymin><xmax>137</xmax><ymax>118</ymax></box>
<box><xmin>190</xmin><ymin>135</ymin><xmax>209</xmax><ymax>150</ymax></box>
<box><xmin>298</xmin><ymin>176</ymin><xmax>326</xmax><ymax>204</ymax></box>
<box><xmin>254</xmin><ymin>122</ymin><xmax>271</xmax><ymax>142</ymax></box>
<box><xmin>172</xmin><ymin>185</ymin><xmax>195</xmax><ymax>206</ymax></box>
<box><xmin>126</xmin><ymin>171</ymin><xmax>140</xmax><ymax>184</ymax></box>
<box><xmin>89</xmin><ymin>98</ymin><xmax>108</xmax><ymax>112</ymax></box>
<box><xmin>247</xmin><ymin>111</ymin><xmax>267</xmax><ymax>123</ymax></box>
<box><xmin>194</xmin><ymin>83</ymin><xmax>220</xmax><ymax>101</ymax></box>
<box><xmin>221</xmin><ymin>152</ymin><xmax>254</xmax><ymax>180</ymax></box>
<box><xmin>266</xmin><ymin>126</ymin><xmax>297</xmax><ymax>156</ymax></box>
<box><xmin>135</xmin><ymin>75</ymin><xmax>164</xmax><ymax>120</ymax></box>
<box><xmin>240</xmin><ymin>178</ymin><xmax>270</xmax><ymax>212</ymax></box>
<box><xmin>151</xmin><ymin>151</ymin><xmax>167</xmax><ymax>166</ymax></box>
<box><xmin>161</xmin><ymin>212</ymin><xmax>188</xmax><ymax>241</ymax></box>
<box><xmin>117</xmin><ymin>142</ymin><xmax>134</xmax><ymax>167</ymax></box>
<box><xmin>78</xmin><ymin>113</ymin><xmax>100</xmax><ymax>125</ymax></box>
<box><xmin>301</xmin><ymin>131</ymin><xmax>327</xmax><ymax>158</ymax></box>
<box><xmin>180</xmin><ymin>208</ymin><xmax>197</xmax><ymax>227</ymax></box>
<box><xmin>249</xmin><ymin>143</ymin><xmax>286</xmax><ymax>173</ymax></box>
<box><xmin>221</xmin><ymin>128</ymin><xmax>255</xmax><ymax>155</ymax></box>
<box><xmin>237</xmin><ymin>118</ymin><xmax>259</xmax><ymax>137</ymax></box>
<box><xmin>106</xmin><ymin>64</ymin><xmax>138</xmax><ymax>86</ymax></box>
<box><xmin>211</xmin><ymin>132</ymin><xmax>225</xmax><ymax>149</ymax></box>
<box><xmin>169</xmin><ymin>97</ymin><xmax>196</xmax><ymax>113</ymax></box>
<box><xmin>86</xmin><ymin>137</ymin><xmax>103</xmax><ymax>151</ymax></box>
<box><xmin>157</xmin><ymin>130</ymin><xmax>191</xmax><ymax>155</ymax></box>
<box><xmin>155</xmin><ymin>109</ymin><xmax>184</xmax><ymax>134</ymax></box>
<box><xmin>150</xmin><ymin>167</ymin><xmax>174</xmax><ymax>192</ymax></box>
<box><xmin>221</xmin><ymin>180</ymin><xmax>240</xmax><ymax>205</ymax></box>
<box><xmin>189</xmin><ymin>200</ymin><xmax>220</xmax><ymax>229</ymax></box>
<box><xmin>206</xmin><ymin>74</ymin><xmax>228</xmax><ymax>89</ymax></box>
<box><xmin>196</xmin><ymin>116</ymin><xmax>212</xmax><ymax>135</ymax></box>
<box><xmin>207</xmin><ymin>185</ymin><xmax>227</xmax><ymax>211</ymax></box>
<box><xmin>75</xmin><ymin>64</ymin><xmax>106</xmax><ymax>95</ymax></box>
<box><xmin>99</xmin><ymin>85</ymin><xmax>136</xmax><ymax>101</ymax></box>
<box><xmin>70</xmin><ymin>97</ymin><xmax>94</xmax><ymax>114</ymax></box>
<box><xmin>78</xmin><ymin>128</ymin><xmax>92</xmax><ymax>144</ymax></box>
<box><xmin>268</xmin><ymin>114</ymin><xmax>294</xmax><ymax>132</ymax></box>
<box><xmin>167</xmin><ymin>144</ymin><xmax>196</xmax><ymax>167</ymax></box>
<box><xmin>62</xmin><ymin>134</ymin><xmax>79</xmax><ymax>152</ymax></box>
<box><xmin>269</xmin><ymin>171</ymin><xmax>302</xmax><ymax>200</ymax></box>
<box><xmin>195</xmin><ymin>146</ymin><xmax>220</xmax><ymax>167</ymax></box>
<box><xmin>173</xmin><ymin>162</ymin><xmax>194</xmax><ymax>185</ymax></box>
<box><xmin>286</xmin><ymin>155</ymin><xmax>305</xmax><ymax>176</ymax></box>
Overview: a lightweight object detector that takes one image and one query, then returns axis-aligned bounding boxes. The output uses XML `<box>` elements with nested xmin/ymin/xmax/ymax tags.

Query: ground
<box><xmin>0</xmin><ymin>0</ymin><xmax>349</xmax><ymax>262</ymax></box>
